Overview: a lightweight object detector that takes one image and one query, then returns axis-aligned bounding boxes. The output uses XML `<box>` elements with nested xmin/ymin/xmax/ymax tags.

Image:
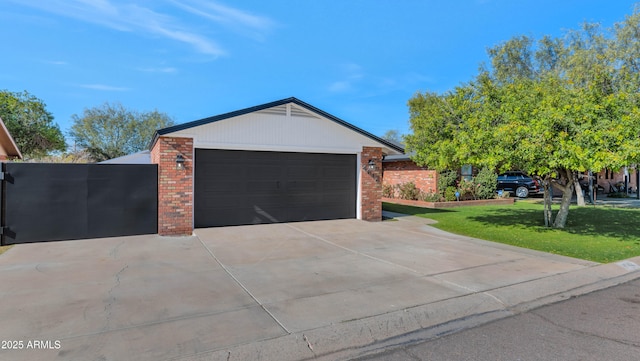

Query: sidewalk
<box><xmin>532</xmin><ymin>193</ymin><xmax>640</xmax><ymax>208</ymax></box>
<box><xmin>594</xmin><ymin>195</ymin><xmax>640</xmax><ymax>208</ymax></box>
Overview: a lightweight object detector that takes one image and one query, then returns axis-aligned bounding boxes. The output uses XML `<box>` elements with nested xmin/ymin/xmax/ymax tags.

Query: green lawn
<box><xmin>383</xmin><ymin>200</ymin><xmax>640</xmax><ymax>263</ymax></box>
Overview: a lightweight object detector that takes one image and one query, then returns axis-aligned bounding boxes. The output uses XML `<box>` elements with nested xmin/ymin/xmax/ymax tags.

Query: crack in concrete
<box><xmin>103</xmin><ymin>264</ymin><xmax>128</xmax><ymax>329</ymax></box>
<box><xmin>109</xmin><ymin>240</ymin><xmax>125</xmax><ymax>259</ymax></box>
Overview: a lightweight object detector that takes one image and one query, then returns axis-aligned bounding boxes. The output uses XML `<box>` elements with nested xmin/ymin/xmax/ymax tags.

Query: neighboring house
<box><xmin>0</xmin><ymin>116</ymin><xmax>22</xmax><ymax>161</ymax></box>
<box><xmin>107</xmin><ymin>97</ymin><xmax>404</xmax><ymax>235</ymax></box>
<box><xmin>592</xmin><ymin>167</ymin><xmax>638</xmax><ymax>193</ymax></box>
<box><xmin>100</xmin><ymin>150</ymin><xmax>151</xmax><ymax>164</ymax></box>
<box><xmin>382</xmin><ymin>153</ymin><xmax>640</xmax><ymax>197</ymax></box>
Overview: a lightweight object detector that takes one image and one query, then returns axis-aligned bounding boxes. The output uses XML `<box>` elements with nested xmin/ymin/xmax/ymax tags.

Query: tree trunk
<box><xmin>542</xmin><ymin>176</ymin><xmax>553</xmax><ymax>227</ymax></box>
<box><xmin>553</xmin><ymin>169</ymin><xmax>574</xmax><ymax>229</ymax></box>
<box><xmin>573</xmin><ymin>172</ymin><xmax>585</xmax><ymax>206</ymax></box>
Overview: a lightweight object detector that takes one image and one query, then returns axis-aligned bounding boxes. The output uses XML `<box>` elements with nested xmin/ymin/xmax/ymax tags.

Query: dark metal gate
<box><xmin>1</xmin><ymin>163</ymin><xmax>158</xmax><ymax>245</ymax></box>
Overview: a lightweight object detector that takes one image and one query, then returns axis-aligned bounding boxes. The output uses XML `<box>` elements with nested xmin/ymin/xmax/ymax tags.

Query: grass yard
<box><xmin>383</xmin><ymin>200</ymin><xmax>640</xmax><ymax>263</ymax></box>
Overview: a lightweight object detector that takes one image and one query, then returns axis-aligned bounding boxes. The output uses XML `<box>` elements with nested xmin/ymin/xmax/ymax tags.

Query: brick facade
<box><xmin>151</xmin><ymin>136</ymin><xmax>194</xmax><ymax>236</ymax></box>
<box><xmin>594</xmin><ymin>168</ymin><xmax>638</xmax><ymax>193</ymax></box>
<box><xmin>149</xmin><ymin>141</ymin><xmax>389</xmax><ymax>231</ymax></box>
<box><xmin>382</xmin><ymin>160</ymin><xmax>438</xmax><ymax>196</ymax></box>
<box><xmin>360</xmin><ymin>146</ymin><xmax>383</xmax><ymax>221</ymax></box>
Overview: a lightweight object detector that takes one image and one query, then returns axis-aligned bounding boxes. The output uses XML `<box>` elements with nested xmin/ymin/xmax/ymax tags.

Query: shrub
<box><xmin>444</xmin><ymin>186</ymin><xmax>458</xmax><ymax>201</ymax></box>
<box><xmin>420</xmin><ymin>192</ymin><xmax>441</xmax><ymax>202</ymax></box>
<box><xmin>475</xmin><ymin>168</ymin><xmax>498</xmax><ymax>199</ymax></box>
<box><xmin>398</xmin><ymin>182</ymin><xmax>421</xmax><ymax>200</ymax></box>
<box><xmin>438</xmin><ymin>171</ymin><xmax>457</xmax><ymax>198</ymax></box>
<box><xmin>382</xmin><ymin>183</ymin><xmax>395</xmax><ymax>198</ymax></box>
<box><xmin>457</xmin><ymin>178</ymin><xmax>477</xmax><ymax>200</ymax></box>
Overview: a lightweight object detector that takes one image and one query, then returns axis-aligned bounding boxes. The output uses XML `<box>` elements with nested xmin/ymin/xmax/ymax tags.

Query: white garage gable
<box><xmin>156</xmin><ymin>97</ymin><xmax>403</xmax><ymax>155</ymax></box>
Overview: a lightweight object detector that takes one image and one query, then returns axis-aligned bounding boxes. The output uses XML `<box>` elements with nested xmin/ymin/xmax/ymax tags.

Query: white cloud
<box><xmin>170</xmin><ymin>0</ymin><xmax>275</xmax><ymax>39</ymax></box>
<box><xmin>43</xmin><ymin>60</ymin><xmax>68</xmax><ymax>65</ymax></box>
<box><xmin>328</xmin><ymin>81</ymin><xmax>352</xmax><ymax>93</ymax></box>
<box><xmin>327</xmin><ymin>63</ymin><xmax>435</xmax><ymax>97</ymax></box>
<box><xmin>138</xmin><ymin>67</ymin><xmax>178</xmax><ymax>74</ymax></box>
<box><xmin>8</xmin><ymin>0</ymin><xmax>275</xmax><ymax>56</ymax></box>
<box><xmin>77</xmin><ymin>84</ymin><xmax>131</xmax><ymax>91</ymax></box>
<box><xmin>327</xmin><ymin>63</ymin><xmax>365</xmax><ymax>93</ymax></box>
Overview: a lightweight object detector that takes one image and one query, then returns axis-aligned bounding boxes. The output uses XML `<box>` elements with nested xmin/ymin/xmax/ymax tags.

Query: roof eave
<box><xmin>0</xmin><ymin>116</ymin><xmax>22</xmax><ymax>159</ymax></box>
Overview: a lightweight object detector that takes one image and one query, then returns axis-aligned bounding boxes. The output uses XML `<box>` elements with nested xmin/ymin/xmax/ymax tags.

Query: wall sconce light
<box><xmin>367</xmin><ymin>159</ymin><xmax>376</xmax><ymax>171</ymax></box>
<box><xmin>176</xmin><ymin>154</ymin><xmax>185</xmax><ymax>170</ymax></box>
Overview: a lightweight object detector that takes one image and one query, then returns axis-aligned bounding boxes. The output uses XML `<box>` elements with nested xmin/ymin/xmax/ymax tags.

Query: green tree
<box><xmin>0</xmin><ymin>90</ymin><xmax>66</xmax><ymax>159</ymax></box>
<box><xmin>69</xmin><ymin>102</ymin><xmax>174</xmax><ymax>162</ymax></box>
<box><xmin>381</xmin><ymin>129</ymin><xmax>403</xmax><ymax>144</ymax></box>
<box><xmin>405</xmin><ymin>11</ymin><xmax>640</xmax><ymax>228</ymax></box>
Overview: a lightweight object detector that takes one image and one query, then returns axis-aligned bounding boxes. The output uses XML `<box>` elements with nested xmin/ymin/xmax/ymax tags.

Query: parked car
<box><xmin>497</xmin><ymin>171</ymin><xmax>540</xmax><ymax>198</ymax></box>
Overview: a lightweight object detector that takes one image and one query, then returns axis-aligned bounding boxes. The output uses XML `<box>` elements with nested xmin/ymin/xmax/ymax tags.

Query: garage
<box><xmin>194</xmin><ymin>149</ymin><xmax>356</xmax><ymax>227</ymax></box>
<box><xmin>141</xmin><ymin>97</ymin><xmax>403</xmax><ymax>235</ymax></box>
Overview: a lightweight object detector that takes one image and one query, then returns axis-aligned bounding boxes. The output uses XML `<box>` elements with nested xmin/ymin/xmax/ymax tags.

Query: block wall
<box><xmin>382</xmin><ymin>161</ymin><xmax>438</xmax><ymax>196</ymax></box>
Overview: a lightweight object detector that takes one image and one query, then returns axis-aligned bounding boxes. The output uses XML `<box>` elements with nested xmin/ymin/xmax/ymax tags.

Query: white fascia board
<box><xmin>192</xmin><ymin>140</ymin><xmax>362</xmax><ymax>154</ymax></box>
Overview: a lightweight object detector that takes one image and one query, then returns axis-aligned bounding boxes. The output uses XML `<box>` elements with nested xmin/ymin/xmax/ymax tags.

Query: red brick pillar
<box><xmin>151</xmin><ymin>136</ymin><xmax>194</xmax><ymax>236</ymax></box>
<box><xmin>361</xmin><ymin>146</ymin><xmax>383</xmax><ymax>221</ymax></box>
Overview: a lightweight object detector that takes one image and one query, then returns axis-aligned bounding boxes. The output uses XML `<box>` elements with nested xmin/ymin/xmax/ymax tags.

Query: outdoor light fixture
<box><xmin>367</xmin><ymin>159</ymin><xmax>376</xmax><ymax>170</ymax></box>
<box><xmin>176</xmin><ymin>154</ymin><xmax>185</xmax><ymax>170</ymax></box>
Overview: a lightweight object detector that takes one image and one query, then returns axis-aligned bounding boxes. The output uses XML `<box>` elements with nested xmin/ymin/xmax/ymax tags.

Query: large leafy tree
<box><xmin>69</xmin><ymin>102</ymin><xmax>174</xmax><ymax>162</ymax></box>
<box><xmin>405</xmin><ymin>9</ymin><xmax>640</xmax><ymax>228</ymax></box>
<box><xmin>0</xmin><ymin>90</ymin><xmax>66</xmax><ymax>159</ymax></box>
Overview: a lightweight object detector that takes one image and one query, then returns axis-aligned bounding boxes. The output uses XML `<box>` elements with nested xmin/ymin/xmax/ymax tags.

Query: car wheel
<box><xmin>516</xmin><ymin>186</ymin><xmax>529</xmax><ymax>198</ymax></box>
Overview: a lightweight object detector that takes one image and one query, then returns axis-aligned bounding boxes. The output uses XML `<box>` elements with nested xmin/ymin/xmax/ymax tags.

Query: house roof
<box><xmin>100</xmin><ymin>150</ymin><xmax>151</xmax><ymax>164</ymax></box>
<box><xmin>0</xmin><ymin>116</ymin><xmax>22</xmax><ymax>159</ymax></box>
<box><xmin>150</xmin><ymin>97</ymin><xmax>405</xmax><ymax>154</ymax></box>
<box><xmin>383</xmin><ymin>154</ymin><xmax>412</xmax><ymax>162</ymax></box>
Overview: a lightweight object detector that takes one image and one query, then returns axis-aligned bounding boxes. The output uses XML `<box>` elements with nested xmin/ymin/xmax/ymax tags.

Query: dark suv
<box><xmin>497</xmin><ymin>171</ymin><xmax>540</xmax><ymax>198</ymax></box>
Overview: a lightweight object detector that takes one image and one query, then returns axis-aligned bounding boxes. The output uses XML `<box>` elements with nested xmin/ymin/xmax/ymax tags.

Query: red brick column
<box><xmin>151</xmin><ymin>136</ymin><xmax>194</xmax><ymax>236</ymax></box>
<box><xmin>361</xmin><ymin>146</ymin><xmax>383</xmax><ymax>221</ymax></box>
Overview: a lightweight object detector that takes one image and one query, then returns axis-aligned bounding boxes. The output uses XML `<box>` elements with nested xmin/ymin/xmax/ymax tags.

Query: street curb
<box><xmin>170</xmin><ymin>258</ymin><xmax>640</xmax><ymax>361</ymax></box>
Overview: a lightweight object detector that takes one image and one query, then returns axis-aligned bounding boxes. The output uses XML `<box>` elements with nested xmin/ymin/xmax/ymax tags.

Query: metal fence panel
<box><xmin>2</xmin><ymin>163</ymin><xmax>157</xmax><ymax>245</ymax></box>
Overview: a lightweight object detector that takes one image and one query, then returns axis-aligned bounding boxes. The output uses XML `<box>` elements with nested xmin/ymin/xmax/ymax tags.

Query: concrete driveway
<box><xmin>1</xmin><ymin>217</ymin><xmax>637</xmax><ymax>361</ymax></box>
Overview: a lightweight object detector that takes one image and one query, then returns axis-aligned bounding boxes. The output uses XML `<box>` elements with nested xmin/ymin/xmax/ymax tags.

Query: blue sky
<box><xmin>1</xmin><ymin>1</ymin><xmax>638</xmax><ymax>144</ymax></box>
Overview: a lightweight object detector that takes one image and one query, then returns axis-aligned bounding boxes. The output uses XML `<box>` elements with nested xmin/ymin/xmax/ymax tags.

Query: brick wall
<box><xmin>594</xmin><ymin>168</ymin><xmax>638</xmax><ymax>193</ymax></box>
<box><xmin>151</xmin><ymin>136</ymin><xmax>194</xmax><ymax>236</ymax></box>
<box><xmin>361</xmin><ymin>146</ymin><xmax>382</xmax><ymax>221</ymax></box>
<box><xmin>382</xmin><ymin>160</ymin><xmax>438</xmax><ymax>195</ymax></box>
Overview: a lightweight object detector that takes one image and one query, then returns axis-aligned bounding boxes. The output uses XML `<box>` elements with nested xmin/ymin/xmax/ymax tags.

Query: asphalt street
<box><xmin>354</xmin><ymin>278</ymin><xmax>640</xmax><ymax>361</ymax></box>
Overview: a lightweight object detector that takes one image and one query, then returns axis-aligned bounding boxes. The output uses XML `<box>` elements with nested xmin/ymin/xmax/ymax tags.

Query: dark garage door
<box><xmin>195</xmin><ymin>149</ymin><xmax>356</xmax><ymax>227</ymax></box>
